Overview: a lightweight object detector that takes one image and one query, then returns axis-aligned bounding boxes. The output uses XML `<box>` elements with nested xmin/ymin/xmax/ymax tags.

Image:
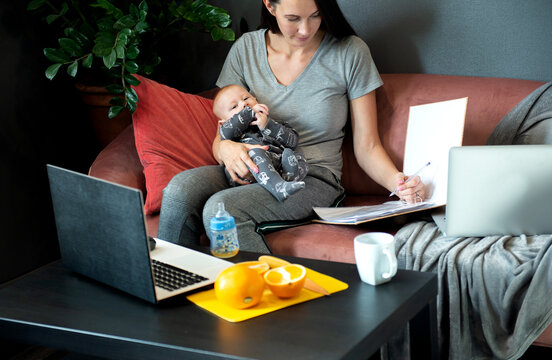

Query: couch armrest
<box><xmin>88</xmin><ymin>124</ymin><xmax>146</xmax><ymax>193</ymax></box>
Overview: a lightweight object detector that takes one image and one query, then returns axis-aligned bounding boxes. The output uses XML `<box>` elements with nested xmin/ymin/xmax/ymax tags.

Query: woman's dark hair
<box><xmin>259</xmin><ymin>0</ymin><xmax>356</xmax><ymax>38</ymax></box>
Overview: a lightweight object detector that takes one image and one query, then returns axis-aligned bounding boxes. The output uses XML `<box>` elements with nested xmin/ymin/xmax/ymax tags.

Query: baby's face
<box><xmin>215</xmin><ymin>85</ymin><xmax>258</xmax><ymax>120</ymax></box>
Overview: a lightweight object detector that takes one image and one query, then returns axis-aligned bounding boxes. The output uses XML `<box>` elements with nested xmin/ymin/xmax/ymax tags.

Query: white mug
<box><xmin>354</xmin><ymin>232</ymin><xmax>398</xmax><ymax>286</ymax></box>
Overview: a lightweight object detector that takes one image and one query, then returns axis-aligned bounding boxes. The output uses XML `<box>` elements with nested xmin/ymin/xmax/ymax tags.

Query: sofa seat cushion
<box><xmin>264</xmin><ymin>218</ymin><xmax>411</xmax><ymax>264</ymax></box>
<box><xmin>265</xmin><ymin>193</ymin><xmax>423</xmax><ymax>263</ymax></box>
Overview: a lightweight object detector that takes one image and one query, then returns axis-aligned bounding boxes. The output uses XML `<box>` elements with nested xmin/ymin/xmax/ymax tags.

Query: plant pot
<box><xmin>75</xmin><ymin>82</ymin><xmax>132</xmax><ymax>148</ymax></box>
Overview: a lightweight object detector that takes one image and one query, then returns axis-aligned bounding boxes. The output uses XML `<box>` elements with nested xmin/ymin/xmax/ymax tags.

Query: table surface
<box><xmin>0</xmin><ymin>252</ymin><xmax>437</xmax><ymax>360</ymax></box>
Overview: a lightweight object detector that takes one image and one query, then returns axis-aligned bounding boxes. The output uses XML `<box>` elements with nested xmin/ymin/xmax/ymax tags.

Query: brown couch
<box><xmin>89</xmin><ymin>73</ymin><xmax>552</xmax><ymax>347</ymax></box>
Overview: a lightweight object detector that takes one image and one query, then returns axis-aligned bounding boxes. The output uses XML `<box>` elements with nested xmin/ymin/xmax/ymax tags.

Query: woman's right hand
<box><xmin>218</xmin><ymin>140</ymin><xmax>268</xmax><ymax>185</ymax></box>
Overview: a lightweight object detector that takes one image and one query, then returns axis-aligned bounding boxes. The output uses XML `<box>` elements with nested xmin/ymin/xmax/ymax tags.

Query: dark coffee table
<box><xmin>0</xmin><ymin>252</ymin><xmax>437</xmax><ymax>359</ymax></box>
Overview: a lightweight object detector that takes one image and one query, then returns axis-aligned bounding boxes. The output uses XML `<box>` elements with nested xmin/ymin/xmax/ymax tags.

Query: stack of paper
<box><xmin>314</xmin><ymin>201</ymin><xmax>436</xmax><ymax>225</ymax></box>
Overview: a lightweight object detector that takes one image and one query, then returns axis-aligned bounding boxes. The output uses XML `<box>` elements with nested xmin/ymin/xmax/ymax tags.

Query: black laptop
<box><xmin>46</xmin><ymin>164</ymin><xmax>231</xmax><ymax>303</ymax></box>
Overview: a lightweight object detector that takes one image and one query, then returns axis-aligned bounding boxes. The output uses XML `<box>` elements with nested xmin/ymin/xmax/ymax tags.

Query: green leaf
<box><xmin>119</xmin><ymin>28</ymin><xmax>132</xmax><ymax>37</ymax></box>
<box><xmin>103</xmin><ymin>49</ymin><xmax>117</xmax><ymax>68</ymax></box>
<box><xmin>127</xmin><ymin>100</ymin><xmax>137</xmax><ymax>114</ymax></box>
<box><xmin>46</xmin><ymin>2</ymin><xmax>69</xmax><ymax>24</ymax></box>
<box><xmin>45</xmin><ymin>14</ymin><xmax>59</xmax><ymax>24</ymax></box>
<box><xmin>125</xmin><ymin>87</ymin><xmax>138</xmax><ymax>104</ymax></box>
<box><xmin>221</xmin><ymin>27</ymin><xmax>235</xmax><ymax>41</ymax></box>
<box><xmin>93</xmin><ymin>31</ymin><xmax>116</xmax><ymax>57</ymax></box>
<box><xmin>208</xmin><ymin>10</ymin><xmax>232</xmax><ymax>28</ymax></box>
<box><xmin>125</xmin><ymin>61</ymin><xmax>139</xmax><ymax>74</ymax></box>
<box><xmin>126</xmin><ymin>44</ymin><xmax>139</xmax><ymax>59</ymax></box>
<box><xmin>44</xmin><ymin>48</ymin><xmax>70</xmax><ymax>63</ymax></box>
<box><xmin>45</xmin><ymin>63</ymin><xmax>62</xmax><ymax>80</ymax></box>
<box><xmin>106</xmin><ymin>84</ymin><xmax>124</xmax><ymax>94</ymax></box>
<box><xmin>80</xmin><ymin>23</ymin><xmax>96</xmax><ymax>41</ymax></box>
<box><xmin>134</xmin><ymin>20</ymin><xmax>148</xmax><ymax>33</ymax></box>
<box><xmin>124</xmin><ymin>73</ymin><xmax>140</xmax><ymax>86</ymax></box>
<box><xmin>129</xmin><ymin>3</ymin><xmax>140</xmax><ymax>19</ymax></box>
<box><xmin>97</xmin><ymin>16</ymin><xmax>116</xmax><ymax>32</ymax></box>
<box><xmin>82</xmin><ymin>53</ymin><xmax>93</xmax><ymax>68</ymax></box>
<box><xmin>108</xmin><ymin>105</ymin><xmax>124</xmax><ymax>119</ymax></box>
<box><xmin>210</xmin><ymin>27</ymin><xmax>222</xmax><ymax>41</ymax></box>
<box><xmin>92</xmin><ymin>0</ymin><xmax>124</xmax><ymax>19</ymax></box>
<box><xmin>66</xmin><ymin>28</ymin><xmax>92</xmax><ymax>49</ymax></box>
<box><xmin>114</xmin><ymin>15</ymin><xmax>136</xmax><ymax>30</ymax></box>
<box><xmin>27</xmin><ymin>0</ymin><xmax>46</xmax><ymax>11</ymax></box>
<box><xmin>138</xmin><ymin>0</ymin><xmax>148</xmax><ymax>14</ymax></box>
<box><xmin>115</xmin><ymin>43</ymin><xmax>125</xmax><ymax>59</ymax></box>
<box><xmin>59</xmin><ymin>37</ymin><xmax>83</xmax><ymax>57</ymax></box>
<box><xmin>66</xmin><ymin>60</ymin><xmax>78</xmax><ymax>77</ymax></box>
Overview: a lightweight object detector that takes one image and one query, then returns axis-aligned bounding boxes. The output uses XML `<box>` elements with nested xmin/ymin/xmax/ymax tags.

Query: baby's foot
<box><xmin>275</xmin><ymin>181</ymin><xmax>305</xmax><ymax>201</ymax></box>
<box><xmin>281</xmin><ymin>148</ymin><xmax>298</xmax><ymax>181</ymax></box>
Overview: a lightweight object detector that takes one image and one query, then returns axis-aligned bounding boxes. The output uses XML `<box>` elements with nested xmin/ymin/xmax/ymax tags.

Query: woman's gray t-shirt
<box><xmin>216</xmin><ymin>29</ymin><xmax>383</xmax><ymax>179</ymax></box>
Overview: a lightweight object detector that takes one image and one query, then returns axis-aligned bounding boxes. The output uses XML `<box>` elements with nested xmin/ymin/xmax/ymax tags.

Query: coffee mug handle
<box><xmin>382</xmin><ymin>248</ymin><xmax>398</xmax><ymax>279</ymax></box>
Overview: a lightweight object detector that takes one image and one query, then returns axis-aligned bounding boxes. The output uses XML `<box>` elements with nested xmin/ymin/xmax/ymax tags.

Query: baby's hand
<box><xmin>251</xmin><ymin>104</ymin><xmax>269</xmax><ymax>130</ymax></box>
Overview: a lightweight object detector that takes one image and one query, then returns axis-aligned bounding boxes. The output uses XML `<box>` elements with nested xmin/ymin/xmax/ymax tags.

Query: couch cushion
<box><xmin>264</xmin><ymin>214</ymin><xmax>418</xmax><ymax>264</ymax></box>
<box><xmin>88</xmin><ymin>125</ymin><xmax>146</xmax><ymax>192</ymax></box>
<box><xmin>341</xmin><ymin>74</ymin><xmax>546</xmax><ymax>196</ymax></box>
<box><xmin>132</xmin><ymin>76</ymin><xmax>219</xmax><ymax>214</ymax></box>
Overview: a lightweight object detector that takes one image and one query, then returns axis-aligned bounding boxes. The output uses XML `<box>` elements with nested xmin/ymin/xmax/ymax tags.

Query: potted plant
<box><xmin>28</xmin><ymin>0</ymin><xmax>235</xmax><ymax>144</ymax></box>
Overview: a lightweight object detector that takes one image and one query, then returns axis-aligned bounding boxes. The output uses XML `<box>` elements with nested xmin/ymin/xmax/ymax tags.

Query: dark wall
<box><xmin>154</xmin><ymin>0</ymin><xmax>262</xmax><ymax>93</ymax></box>
<box><xmin>339</xmin><ymin>0</ymin><xmax>552</xmax><ymax>81</ymax></box>
<box><xmin>1</xmin><ymin>1</ymin><xmax>100</xmax><ymax>284</ymax></box>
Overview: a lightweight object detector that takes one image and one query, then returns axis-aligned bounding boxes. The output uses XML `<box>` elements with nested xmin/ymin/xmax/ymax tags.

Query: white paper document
<box><xmin>403</xmin><ymin>97</ymin><xmax>467</xmax><ymax>205</ymax></box>
<box><xmin>313</xmin><ymin>97</ymin><xmax>467</xmax><ymax>225</ymax></box>
<box><xmin>313</xmin><ymin>201</ymin><xmax>437</xmax><ymax>225</ymax></box>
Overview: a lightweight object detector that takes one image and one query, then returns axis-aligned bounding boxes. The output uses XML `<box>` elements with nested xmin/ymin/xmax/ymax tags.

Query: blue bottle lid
<box><xmin>210</xmin><ymin>202</ymin><xmax>236</xmax><ymax>231</ymax></box>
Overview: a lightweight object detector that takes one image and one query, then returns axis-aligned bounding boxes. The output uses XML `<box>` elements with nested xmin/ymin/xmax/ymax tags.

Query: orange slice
<box><xmin>263</xmin><ymin>264</ymin><xmax>307</xmax><ymax>298</ymax></box>
<box><xmin>235</xmin><ymin>261</ymin><xmax>270</xmax><ymax>275</ymax></box>
<box><xmin>215</xmin><ymin>264</ymin><xmax>265</xmax><ymax>309</ymax></box>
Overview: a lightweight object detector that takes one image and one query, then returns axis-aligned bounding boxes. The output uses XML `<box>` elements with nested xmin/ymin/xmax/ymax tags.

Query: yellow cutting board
<box><xmin>187</xmin><ymin>268</ymin><xmax>348</xmax><ymax>322</ymax></box>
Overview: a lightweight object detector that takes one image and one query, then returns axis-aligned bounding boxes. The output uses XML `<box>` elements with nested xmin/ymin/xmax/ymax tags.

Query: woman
<box><xmin>158</xmin><ymin>0</ymin><xmax>425</xmax><ymax>253</ymax></box>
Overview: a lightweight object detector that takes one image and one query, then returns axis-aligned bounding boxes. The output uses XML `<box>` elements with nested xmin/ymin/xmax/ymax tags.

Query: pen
<box><xmin>389</xmin><ymin>161</ymin><xmax>431</xmax><ymax>197</ymax></box>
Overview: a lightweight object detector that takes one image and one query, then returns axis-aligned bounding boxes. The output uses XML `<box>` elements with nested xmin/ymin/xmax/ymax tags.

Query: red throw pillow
<box><xmin>132</xmin><ymin>75</ymin><xmax>219</xmax><ymax>215</ymax></box>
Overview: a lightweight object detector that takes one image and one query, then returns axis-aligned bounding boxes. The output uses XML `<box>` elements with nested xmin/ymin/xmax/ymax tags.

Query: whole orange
<box><xmin>215</xmin><ymin>264</ymin><xmax>265</xmax><ymax>309</ymax></box>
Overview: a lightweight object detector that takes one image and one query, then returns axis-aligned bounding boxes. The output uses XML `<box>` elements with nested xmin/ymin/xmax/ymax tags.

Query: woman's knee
<box><xmin>163</xmin><ymin>165</ymin><xmax>226</xmax><ymax>204</ymax></box>
<box><xmin>202</xmin><ymin>189</ymin><xmax>254</xmax><ymax>227</ymax></box>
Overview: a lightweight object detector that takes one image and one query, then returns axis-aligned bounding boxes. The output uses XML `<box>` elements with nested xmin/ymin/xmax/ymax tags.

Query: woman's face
<box><xmin>265</xmin><ymin>0</ymin><xmax>322</xmax><ymax>47</ymax></box>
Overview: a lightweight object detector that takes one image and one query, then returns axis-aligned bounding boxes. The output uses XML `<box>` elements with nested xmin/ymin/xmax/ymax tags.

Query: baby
<box><xmin>213</xmin><ymin>84</ymin><xmax>308</xmax><ymax>201</ymax></box>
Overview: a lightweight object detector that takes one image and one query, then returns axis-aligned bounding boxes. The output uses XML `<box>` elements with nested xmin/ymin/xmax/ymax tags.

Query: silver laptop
<box><xmin>46</xmin><ymin>164</ymin><xmax>231</xmax><ymax>303</ymax></box>
<box><xmin>433</xmin><ymin>145</ymin><xmax>552</xmax><ymax>237</ymax></box>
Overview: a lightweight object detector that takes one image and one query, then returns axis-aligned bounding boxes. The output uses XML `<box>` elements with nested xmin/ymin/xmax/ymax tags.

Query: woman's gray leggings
<box><xmin>157</xmin><ymin>165</ymin><xmax>344</xmax><ymax>254</ymax></box>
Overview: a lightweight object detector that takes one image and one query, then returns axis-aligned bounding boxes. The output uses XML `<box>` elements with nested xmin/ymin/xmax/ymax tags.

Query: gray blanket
<box><xmin>395</xmin><ymin>221</ymin><xmax>552</xmax><ymax>359</ymax></box>
<box><xmin>393</xmin><ymin>82</ymin><xmax>552</xmax><ymax>359</ymax></box>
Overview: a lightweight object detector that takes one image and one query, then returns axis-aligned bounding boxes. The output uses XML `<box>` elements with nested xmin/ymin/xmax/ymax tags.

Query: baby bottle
<box><xmin>209</xmin><ymin>202</ymin><xmax>239</xmax><ymax>258</ymax></box>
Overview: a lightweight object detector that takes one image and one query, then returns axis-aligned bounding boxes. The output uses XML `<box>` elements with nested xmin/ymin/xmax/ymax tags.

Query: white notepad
<box><xmin>403</xmin><ymin>97</ymin><xmax>467</xmax><ymax>205</ymax></box>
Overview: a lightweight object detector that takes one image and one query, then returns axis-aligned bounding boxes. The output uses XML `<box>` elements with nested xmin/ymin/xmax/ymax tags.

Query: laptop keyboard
<box><xmin>152</xmin><ymin>259</ymin><xmax>208</xmax><ymax>292</ymax></box>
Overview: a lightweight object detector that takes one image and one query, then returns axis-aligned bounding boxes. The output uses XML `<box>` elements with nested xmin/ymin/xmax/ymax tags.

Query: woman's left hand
<box><xmin>394</xmin><ymin>172</ymin><xmax>425</xmax><ymax>204</ymax></box>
